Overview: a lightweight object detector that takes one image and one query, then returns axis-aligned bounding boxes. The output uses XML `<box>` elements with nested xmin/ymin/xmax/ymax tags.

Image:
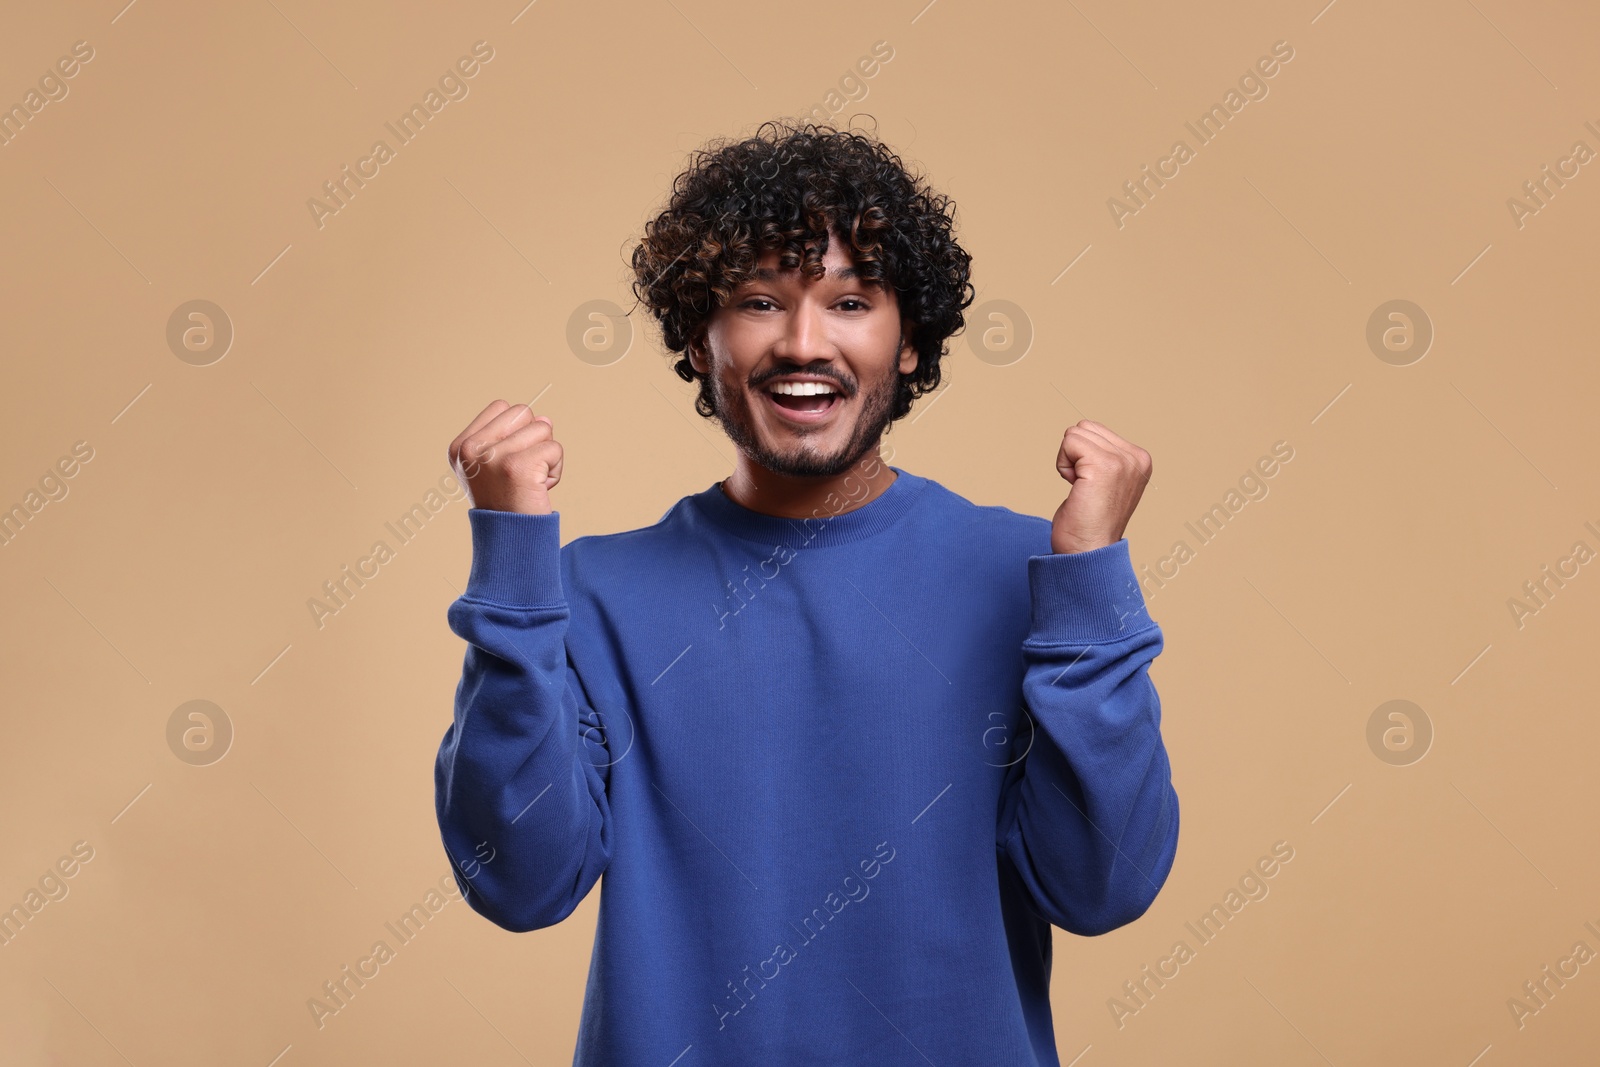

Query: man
<box><xmin>435</xmin><ymin>120</ymin><xmax>1178</xmax><ymax>1066</ymax></box>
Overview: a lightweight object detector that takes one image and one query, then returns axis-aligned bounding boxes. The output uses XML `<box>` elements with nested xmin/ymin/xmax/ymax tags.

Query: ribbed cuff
<box><xmin>463</xmin><ymin>508</ymin><xmax>564</xmax><ymax>607</ymax></box>
<box><xmin>1025</xmin><ymin>538</ymin><xmax>1153</xmax><ymax>645</ymax></box>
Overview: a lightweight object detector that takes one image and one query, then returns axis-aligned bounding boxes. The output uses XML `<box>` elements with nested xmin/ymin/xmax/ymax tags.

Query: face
<box><xmin>690</xmin><ymin>230</ymin><xmax>917</xmax><ymax>478</ymax></box>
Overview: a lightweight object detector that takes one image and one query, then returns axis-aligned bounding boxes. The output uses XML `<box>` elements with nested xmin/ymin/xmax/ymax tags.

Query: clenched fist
<box><xmin>448</xmin><ymin>400</ymin><xmax>563</xmax><ymax>516</ymax></box>
<box><xmin>1050</xmin><ymin>419</ymin><xmax>1152</xmax><ymax>554</ymax></box>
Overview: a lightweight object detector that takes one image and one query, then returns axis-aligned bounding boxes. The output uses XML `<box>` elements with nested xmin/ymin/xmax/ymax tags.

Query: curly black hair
<box><xmin>627</xmin><ymin>118</ymin><xmax>974</xmax><ymax>423</ymax></box>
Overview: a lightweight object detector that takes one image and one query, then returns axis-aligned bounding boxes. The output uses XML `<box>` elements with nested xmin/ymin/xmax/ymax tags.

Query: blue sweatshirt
<box><xmin>434</xmin><ymin>466</ymin><xmax>1179</xmax><ymax>1066</ymax></box>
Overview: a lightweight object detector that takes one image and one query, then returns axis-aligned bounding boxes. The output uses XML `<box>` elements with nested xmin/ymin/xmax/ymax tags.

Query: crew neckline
<box><xmin>690</xmin><ymin>466</ymin><xmax>930</xmax><ymax>548</ymax></box>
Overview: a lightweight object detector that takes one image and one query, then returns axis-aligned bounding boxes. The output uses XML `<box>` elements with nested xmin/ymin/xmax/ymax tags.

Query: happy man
<box><xmin>434</xmin><ymin>119</ymin><xmax>1179</xmax><ymax>1066</ymax></box>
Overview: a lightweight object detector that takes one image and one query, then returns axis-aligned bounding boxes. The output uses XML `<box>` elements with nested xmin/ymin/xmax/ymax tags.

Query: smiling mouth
<box><xmin>762</xmin><ymin>382</ymin><xmax>844</xmax><ymax>422</ymax></box>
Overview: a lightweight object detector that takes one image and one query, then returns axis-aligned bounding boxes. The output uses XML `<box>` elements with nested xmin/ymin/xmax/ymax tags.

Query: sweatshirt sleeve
<box><xmin>996</xmin><ymin>537</ymin><xmax>1179</xmax><ymax>936</ymax></box>
<box><xmin>434</xmin><ymin>508</ymin><xmax>613</xmax><ymax>933</ymax></box>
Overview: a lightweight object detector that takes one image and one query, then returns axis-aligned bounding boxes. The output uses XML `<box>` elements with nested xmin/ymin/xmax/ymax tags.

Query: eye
<box><xmin>837</xmin><ymin>298</ymin><xmax>870</xmax><ymax>311</ymax></box>
<box><xmin>739</xmin><ymin>298</ymin><xmax>776</xmax><ymax>311</ymax></box>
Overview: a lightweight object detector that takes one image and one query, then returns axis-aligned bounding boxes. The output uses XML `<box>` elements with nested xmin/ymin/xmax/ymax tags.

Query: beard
<box><xmin>709</xmin><ymin>364</ymin><xmax>899</xmax><ymax>479</ymax></box>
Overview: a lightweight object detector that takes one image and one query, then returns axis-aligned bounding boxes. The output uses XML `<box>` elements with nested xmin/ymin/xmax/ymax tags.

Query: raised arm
<box><xmin>433</xmin><ymin>401</ymin><xmax>611</xmax><ymax>931</ymax></box>
<box><xmin>996</xmin><ymin>538</ymin><xmax>1178</xmax><ymax>935</ymax></box>
<box><xmin>997</xmin><ymin>419</ymin><xmax>1178</xmax><ymax>934</ymax></box>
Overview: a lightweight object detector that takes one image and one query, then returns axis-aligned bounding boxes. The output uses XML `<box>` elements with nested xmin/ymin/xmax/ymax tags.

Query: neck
<box><xmin>720</xmin><ymin>446</ymin><xmax>897</xmax><ymax>519</ymax></box>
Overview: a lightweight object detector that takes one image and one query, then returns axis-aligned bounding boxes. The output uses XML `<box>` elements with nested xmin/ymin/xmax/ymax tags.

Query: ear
<box><xmin>687</xmin><ymin>332</ymin><xmax>709</xmax><ymax>376</ymax></box>
<box><xmin>897</xmin><ymin>321</ymin><xmax>918</xmax><ymax>376</ymax></box>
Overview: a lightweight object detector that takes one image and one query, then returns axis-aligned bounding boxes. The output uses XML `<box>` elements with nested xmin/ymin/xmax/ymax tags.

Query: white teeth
<box><xmin>768</xmin><ymin>381</ymin><xmax>838</xmax><ymax>396</ymax></box>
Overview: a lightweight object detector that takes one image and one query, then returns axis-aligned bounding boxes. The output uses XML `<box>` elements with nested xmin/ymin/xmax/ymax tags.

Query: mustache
<box><xmin>750</xmin><ymin>369</ymin><xmax>855</xmax><ymax>396</ymax></box>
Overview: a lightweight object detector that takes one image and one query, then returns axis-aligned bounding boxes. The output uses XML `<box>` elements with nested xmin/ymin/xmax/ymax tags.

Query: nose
<box><xmin>771</xmin><ymin>297</ymin><xmax>834</xmax><ymax>368</ymax></box>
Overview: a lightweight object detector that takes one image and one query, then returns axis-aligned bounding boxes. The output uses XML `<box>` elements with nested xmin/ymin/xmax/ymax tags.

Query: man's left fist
<box><xmin>1050</xmin><ymin>420</ymin><xmax>1152</xmax><ymax>554</ymax></box>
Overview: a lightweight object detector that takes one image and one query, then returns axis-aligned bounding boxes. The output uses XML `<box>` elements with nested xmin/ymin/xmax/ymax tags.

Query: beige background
<box><xmin>2</xmin><ymin>0</ymin><xmax>1597</xmax><ymax>1063</ymax></box>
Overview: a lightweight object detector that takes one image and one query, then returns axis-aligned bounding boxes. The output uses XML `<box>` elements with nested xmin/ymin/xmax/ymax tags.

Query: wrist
<box><xmin>1051</xmin><ymin>534</ymin><xmax>1116</xmax><ymax>555</ymax></box>
<box><xmin>1027</xmin><ymin>538</ymin><xmax>1153</xmax><ymax>644</ymax></box>
<box><xmin>463</xmin><ymin>508</ymin><xmax>564</xmax><ymax>606</ymax></box>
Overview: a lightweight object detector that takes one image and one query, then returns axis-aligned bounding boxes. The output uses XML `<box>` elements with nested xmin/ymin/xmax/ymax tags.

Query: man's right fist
<box><xmin>448</xmin><ymin>400</ymin><xmax>562</xmax><ymax>516</ymax></box>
